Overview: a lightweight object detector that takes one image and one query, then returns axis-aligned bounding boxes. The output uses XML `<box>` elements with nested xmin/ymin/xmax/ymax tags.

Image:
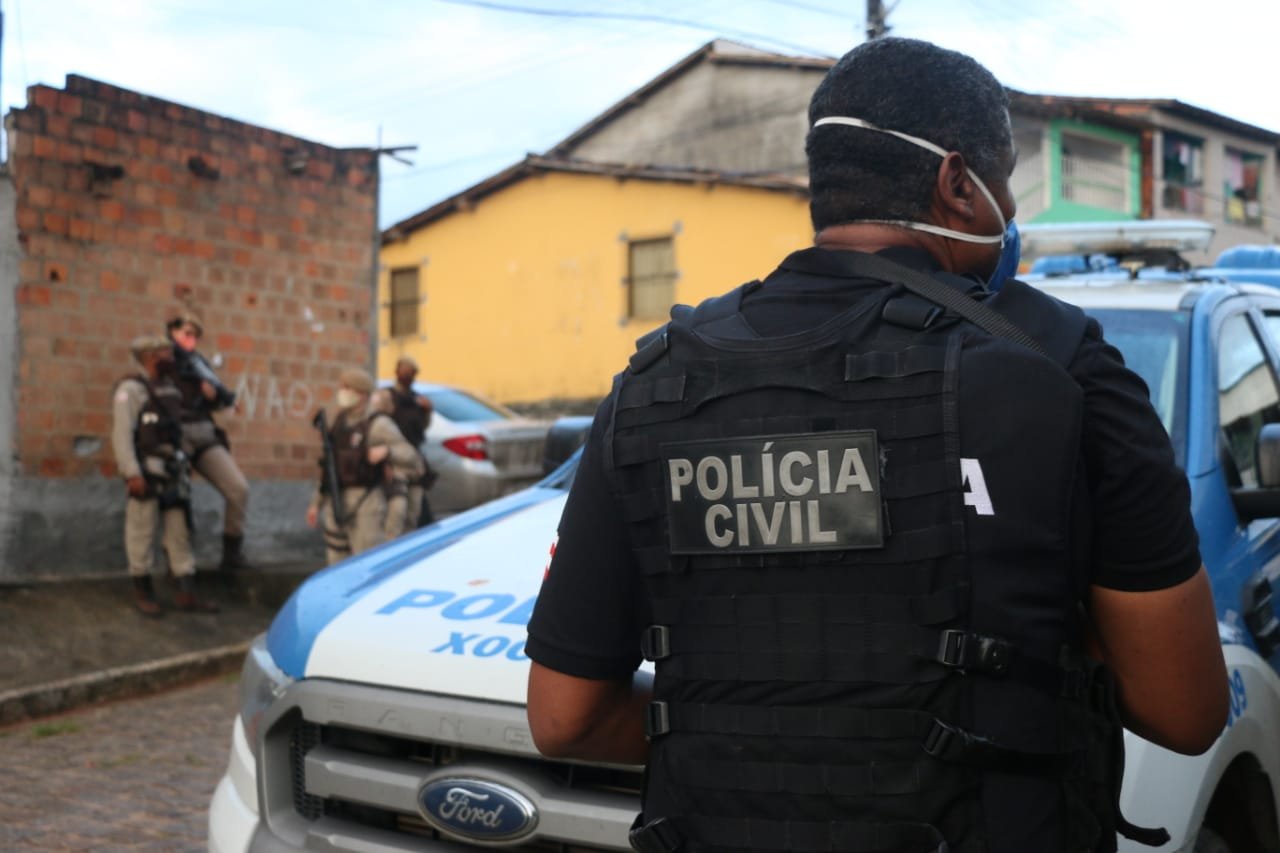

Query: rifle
<box><xmin>177</xmin><ymin>348</ymin><xmax>237</xmax><ymax>409</ymax></box>
<box><xmin>312</xmin><ymin>409</ymin><xmax>347</xmax><ymax>527</ymax></box>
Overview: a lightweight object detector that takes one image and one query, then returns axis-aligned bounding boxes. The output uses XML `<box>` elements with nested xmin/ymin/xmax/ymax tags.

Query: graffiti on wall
<box><xmin>234</xmin><ymin>373</ymin><xmax>316</xmax><ymax>422</ymax></box>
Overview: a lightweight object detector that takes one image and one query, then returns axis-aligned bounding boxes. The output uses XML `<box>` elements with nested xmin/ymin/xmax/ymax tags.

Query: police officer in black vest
<box><xmin>525</xmin><ymin>38</ymin><xmax>1227</xmax><ymax>853</ymax></box>
<box><xmin>387</xmin><ymin>356</ymin><xmax>435</xmax><ymax>529</ymax></box>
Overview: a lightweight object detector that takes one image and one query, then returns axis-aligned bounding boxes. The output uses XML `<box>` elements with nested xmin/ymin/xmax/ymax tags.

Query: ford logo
<box><xmin>418</xmin><ymin>777</ymin><xmax>538</xmax><ymax>842</ymax></box>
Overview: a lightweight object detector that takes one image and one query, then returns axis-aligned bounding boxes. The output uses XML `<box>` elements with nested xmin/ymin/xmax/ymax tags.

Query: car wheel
<box><xmin>1194</xmin><ymin>826</ymin><xmax>1232</xmax><ymax>853</ymax></box>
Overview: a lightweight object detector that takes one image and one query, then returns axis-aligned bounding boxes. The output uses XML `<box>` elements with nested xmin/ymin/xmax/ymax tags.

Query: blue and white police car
<box><xmin>210</xmin><ymin>221</ymin><xmax>1280</xmax><ymax>853</ymax></box>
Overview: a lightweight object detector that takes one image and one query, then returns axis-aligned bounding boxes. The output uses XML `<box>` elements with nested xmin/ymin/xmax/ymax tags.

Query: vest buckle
<box><xmin>641</xmin><ymin>625</ymin><xmax>671</xmax><ymax>661</ymax></box>
<box><xmin>629</xmin><ymin>816</ymin><xmax>683</xmax><ymax>853</ymax></box>
<box><xmin>923</xmin><ymin>718</ymin><xmax>968</xmax><ymax>761</ymax></box>
<box><xmin>645</xmin><ymin>701</ymin><xmax>671</xmax><ymax>739</ymax></box>
<box><xmin>936</xmin><ymin>629</ymin><xmax>1012</xmax><ymax>674</ymax></box>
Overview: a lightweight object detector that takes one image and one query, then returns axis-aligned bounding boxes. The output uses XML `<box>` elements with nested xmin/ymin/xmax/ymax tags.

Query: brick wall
<box><xmin>0</xmin><ymin>75</ymin><xmax>379</xmax><ymax>578</ymax></box>
<box><xmin>7</xmin><ymin>74</ymin><xmax>377</xmax><ymax>483</ymax></box>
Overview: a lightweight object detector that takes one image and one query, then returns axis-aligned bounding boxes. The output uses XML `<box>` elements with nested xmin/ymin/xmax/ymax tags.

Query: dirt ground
<box><xmin>0</xmin><ymin>567</ymin><xmax>313</xmax><ymax>695</ymax></box>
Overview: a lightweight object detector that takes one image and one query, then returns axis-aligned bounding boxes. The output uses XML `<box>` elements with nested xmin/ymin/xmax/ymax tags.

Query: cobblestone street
<box><xmin>0</xmin><ymin>675</ymin><xmax>240</xmax><ymax>851</ymax></box>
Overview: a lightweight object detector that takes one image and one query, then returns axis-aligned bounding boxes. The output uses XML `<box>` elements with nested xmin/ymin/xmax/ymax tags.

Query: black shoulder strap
<box><xmin>836</xmin><ymin>252</ymin><xmax>1050</xmax><ymax>358</ymax></box>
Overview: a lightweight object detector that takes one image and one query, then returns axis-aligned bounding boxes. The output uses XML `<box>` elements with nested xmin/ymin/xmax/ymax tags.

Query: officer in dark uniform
<box><xmin>525</xmin><ymin>38</ymin><xmax>1227</xmax><ymax>853</ymax></box>
<box><xmin>387</xmin><ymin>356</ymin><xmax>436</xmax><ymax>529</ymax></box>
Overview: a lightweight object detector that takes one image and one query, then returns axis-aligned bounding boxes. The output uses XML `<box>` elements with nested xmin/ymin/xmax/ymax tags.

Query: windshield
<box><xmin>424</xmin><ymin>388</ymin><xmax>515</xmax><ymax>422</ymax></box>
<box><xmin>1088</xmin><ymin>309</ymin><xmax>1190</xmax><ymax>467</ymax></box>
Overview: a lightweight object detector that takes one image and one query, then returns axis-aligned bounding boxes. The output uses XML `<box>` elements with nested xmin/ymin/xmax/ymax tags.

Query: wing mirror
<box><xmin>1231</xmin><ymin>424</ymin><xmax>1280</xmax><ymax>520</ymax></box>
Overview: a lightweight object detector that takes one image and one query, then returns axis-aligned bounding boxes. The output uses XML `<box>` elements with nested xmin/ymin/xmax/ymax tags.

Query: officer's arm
<box><xmin>527</xmin><ymin>663</ymin><xmax>652</xmax><ymax>764</ymax></box>
<box><xmin>1089</xmin><ymin>566</ymin><xmax>1228</xmax><ymax>755</ymax></box>
<box><xmin>369</xmin><ymin>415</ymin><xmax>420</xmax><ymax>468</ymax></box>
<box><xmin>111</xmin><ymin>382</ymin><xmax>144</xmax><ymax>479</ymax></box>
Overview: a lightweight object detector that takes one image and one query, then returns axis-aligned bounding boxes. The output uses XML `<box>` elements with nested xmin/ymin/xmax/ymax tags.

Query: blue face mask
<box><xmin>987</xmin><ymin>219</ymin><xmax>1020</xmax><ymax>292</ymax></box>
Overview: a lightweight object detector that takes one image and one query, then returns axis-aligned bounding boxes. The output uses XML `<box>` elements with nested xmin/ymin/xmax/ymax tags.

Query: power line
<box><xmin>429</xmin><ymin>0</ymin><xmax>834</xmax><ymax>56</ymax></box>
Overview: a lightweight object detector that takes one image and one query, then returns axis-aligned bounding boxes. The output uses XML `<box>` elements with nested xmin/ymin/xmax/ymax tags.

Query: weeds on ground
<box><xmin>30</xmin><ymin>720</ymin><xmax>82</xmax><ymax>738</ymax></box>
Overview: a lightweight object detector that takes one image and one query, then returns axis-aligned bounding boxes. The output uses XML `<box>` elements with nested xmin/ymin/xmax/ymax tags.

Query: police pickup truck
<box><xmin>210</xmin><ymin>221</ymin><xmax>1280</xmax><ymax>853</ymax></box>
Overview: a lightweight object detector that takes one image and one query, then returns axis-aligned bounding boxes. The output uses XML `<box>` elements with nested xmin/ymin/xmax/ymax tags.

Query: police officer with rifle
<box><xmin>305</xmin><ymin>368</ymin><xmax>419</xmax><ymax>565</ymax></box>
<box><xmin>111</xmin><ymin>336</ymin><xmax>218</xmax><ymax>615</ymax></box>
<box><xmin>166</xmin><ymin>313</ymin><xmax>252</xmax><ymax>570</ymax></box>
<box><xmin>525</xmin><ymin>38</ymin><xmax>1228</xmax><ymax>853</ymax></box>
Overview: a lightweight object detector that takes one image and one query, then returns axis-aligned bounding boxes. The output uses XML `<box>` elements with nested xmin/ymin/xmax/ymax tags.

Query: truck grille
<box><xmin>261</xmin><ymin>681</ymin><xmax>640</xmax><ymax>851</ymax></box>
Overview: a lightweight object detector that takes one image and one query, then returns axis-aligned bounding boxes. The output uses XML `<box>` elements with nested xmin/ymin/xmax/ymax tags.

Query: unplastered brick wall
<box><xmin>7</xmin><ymin>75</ymin><xmax>378</xmax><ymax>483</ymax></box>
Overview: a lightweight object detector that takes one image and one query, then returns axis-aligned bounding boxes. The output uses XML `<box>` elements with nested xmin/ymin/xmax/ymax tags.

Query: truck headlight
<box><xmin>239</xmin><ymin>636</ymin><xmax>293</xmax><ymax>758</ymax></box>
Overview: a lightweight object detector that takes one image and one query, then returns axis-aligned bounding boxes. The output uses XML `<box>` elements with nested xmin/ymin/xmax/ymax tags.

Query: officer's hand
<box><xmin>418</xmin><ymin>397</ymin><xmax>432</xmax><ymax>412</ymax></box>
<box><xmin>367</xmin><ymin>445</ymin><xmax>390</xmax><ymax>465</ymax></box>
<box><xmin>126</xmin><ymin>476</ymin><xmax>148</xmax><ymax>499</ymax></box>
<box><xmin>201</xmin><ymin>381</ymin><xmax>217</xmax><ymax>401</ymax></box>
<box><xmin>306</xmin><ymin>505</ymin><xmax>319</xmax><ymax>528</ymax></box>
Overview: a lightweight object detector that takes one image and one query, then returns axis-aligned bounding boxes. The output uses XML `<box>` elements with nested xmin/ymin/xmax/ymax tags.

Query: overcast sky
<box><xmin>7</xmin><ymin>0</ymin><xmax>1278</xmax><ymax>227</ymax></box>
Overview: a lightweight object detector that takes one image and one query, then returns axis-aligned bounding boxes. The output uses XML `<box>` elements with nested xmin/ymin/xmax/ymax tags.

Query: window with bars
<box><xmin>388</xmin><ymin>267</ymin><xmax>420</xmax><ymax>337</ymax></box>
<box><xmin>1224</xmin><ymin>147</ymin><xmax>1265</xmax><ymax>227</ymax></box>
<box><xmin>1060</xmin><ymin>131</ymin><xmax>1129</xmax><ymax>212</ymax></box>
<box><xmin>627</xmin><ymin>237</ymin><xmax>676</xmax><ymax>321</ymax></box>
<box><xmin>1161</xmin><ymin>132</ymin><xmax>1205</xmax><ymax>214</ymax></box>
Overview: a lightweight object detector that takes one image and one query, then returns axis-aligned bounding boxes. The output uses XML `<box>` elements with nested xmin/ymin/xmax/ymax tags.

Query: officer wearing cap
<box><xmin>165</xmin><ymin>312</ymin><xmax>252</xmax><ymax>571</ymax></box>
<box><xmin>525</xmin><ymin>38</ymin><xmax>1227</xmax><ymax>853</ymax></box>
<box><xmin>305</xmin><ymin>367</ymin><xmax>419</xmax><ymax>564</ymax></box>
<box><xmin>111</xmin><ymin>336</ymin><xmax>218</xmax><ymax>615</ymax></box>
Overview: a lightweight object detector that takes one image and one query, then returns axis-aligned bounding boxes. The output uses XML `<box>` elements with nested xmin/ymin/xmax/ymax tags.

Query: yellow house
<box><xmin>378</xmin><ymin>156</ymin><xmax>812</xmax><ymax>406</ymax></box>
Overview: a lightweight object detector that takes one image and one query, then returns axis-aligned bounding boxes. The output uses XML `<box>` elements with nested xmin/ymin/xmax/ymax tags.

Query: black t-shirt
<box><xmin>525</xmin><ymin>248</ymin><xmax>1203</xmax><ymax>680</ymax></box>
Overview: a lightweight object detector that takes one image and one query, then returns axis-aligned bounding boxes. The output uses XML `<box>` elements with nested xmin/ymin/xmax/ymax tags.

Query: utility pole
<box><xmin>866</xmin><ymin>0</ymin><xmax>890</xmax><ymax>40</ymax></box>
<box><xmin>368</xmin><ymin>132</ymin><xmax>418</xmax><ymax>374</ymax></box>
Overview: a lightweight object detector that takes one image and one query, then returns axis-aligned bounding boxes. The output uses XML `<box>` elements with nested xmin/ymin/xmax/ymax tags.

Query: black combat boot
<box><xmin>175</xmin><ymin>574</ymin><xmax>220</xmax><ymax>613</ymax></box>
<box><xmin>132</xmin><ymin>575</ymin><xmax>163</xmax><ymax>618</ymax></box>
<box><xmin>220</xmin><ymin>534</ymin><xmax>251</xmax><ymax>570</ymax></box>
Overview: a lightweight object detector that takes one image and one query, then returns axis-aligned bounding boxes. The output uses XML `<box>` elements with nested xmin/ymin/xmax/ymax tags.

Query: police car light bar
<box><xmin>1019</xmin><ymin>220</ymin><xmax>1216</xmax><ymax>258</ymax></box>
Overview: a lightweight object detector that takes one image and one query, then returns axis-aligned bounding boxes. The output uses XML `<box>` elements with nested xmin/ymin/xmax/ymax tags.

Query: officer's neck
<box><xmin>814</xmin><ymin>224</ymin><xmax>955</xmax><ymax>271</ymax></box>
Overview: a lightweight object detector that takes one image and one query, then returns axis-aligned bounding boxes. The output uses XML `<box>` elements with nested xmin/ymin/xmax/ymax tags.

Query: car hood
<box><xmin>266</xmin><ymin>487</ymin><xmax>566</xmax><ymax>705</ymax></box>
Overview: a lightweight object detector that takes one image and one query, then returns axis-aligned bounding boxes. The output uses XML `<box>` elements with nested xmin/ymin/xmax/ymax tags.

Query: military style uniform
<box><xmin>311</xmin><ymin>404</ymin><xmax>420</xmax><ymax>565</ymax></box>
<box><xmin>169</xmin><ymin>325</ymin><xmax>251</xmax><ymax>569</ymax></box>
<box><xmin>112</xmin><ymin>372</ymin><xmax>195</xmax><ymax>582</ymax></box>
<box><xmin>527</xmin><ymin>248</ymin><xmax>1202</xmax><ymax>853</ymax></box>
<box><xmin>382</xmin><ymin>419</ymin><xmax>427</xmax><ymax>539</ymax></box>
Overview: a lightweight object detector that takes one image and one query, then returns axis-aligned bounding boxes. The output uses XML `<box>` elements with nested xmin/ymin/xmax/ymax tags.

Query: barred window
<box><xmin>628</xmin><ymin>237</ymin><xmax>676</xmax><ymax>321</ymax></box>
<box><xmin>1224</xmin><ymin>147</ymin><xmax>1264</xmax><ymax>228</ymax></box>
<box><xmin>1162</xmin><ymin>132</ymin><xmax>1204</xmax><ymax>214</ymax></box>
<box><xmin>389</xmin><ymin>267</ymin><xmax>419</xmax><ymax>337</ymax></box>
<box><xmin>1060</xmin><ymin>131</ymin><xmax>1129</xmax><ymax>212</ymax></box>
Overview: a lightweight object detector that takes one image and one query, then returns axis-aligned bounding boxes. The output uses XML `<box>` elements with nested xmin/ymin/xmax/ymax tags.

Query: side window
<box><xmin>1218</xmin><ymin>313</ymin><xmax>1280</xmax><ymax>487</ymax></box>
<box><xmin>627</xmin><ymin>237</ymin><xmax>677</xmax><ymax>321</ymax></box>
<box><xmin>388</xmin><ymin>267</ymin><xmax>420</xmax><ymax>338</ymax></box>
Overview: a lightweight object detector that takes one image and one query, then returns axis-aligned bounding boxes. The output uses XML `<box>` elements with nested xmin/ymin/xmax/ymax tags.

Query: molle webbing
<box><xmin>667</xmin><ymin>815</ymin><xmax>955</xmax><ymax>853</ymax></box>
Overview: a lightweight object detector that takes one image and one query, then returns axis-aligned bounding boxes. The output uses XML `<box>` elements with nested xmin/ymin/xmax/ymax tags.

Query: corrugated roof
<box><xmin>381</xmin><ymin>154</ymin><xmax>808</xmax><ymax>242</ymax></box>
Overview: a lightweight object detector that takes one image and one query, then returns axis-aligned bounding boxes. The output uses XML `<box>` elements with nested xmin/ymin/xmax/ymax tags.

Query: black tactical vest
<box><xmin>390</xmin><ymin>387</ymin><xmax>429</xmax><ymax>447</ymax></box>
<box><xmin>608</xmin><ymin>263</ymin><xmax>1153</xmax><ymax>853</ymax></box>
<box><xmin>123</xmin><ymin>375</ymin><xmax>185</xmax><ymax>461</ymax></box>
<box><xmin>329</xmin><ymin>410</ymin><xmax>385</xmax><ymax>488</ymax></box>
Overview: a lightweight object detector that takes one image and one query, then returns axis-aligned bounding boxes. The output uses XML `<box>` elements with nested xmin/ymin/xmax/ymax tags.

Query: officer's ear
<box><xmin>934</xmin><ymin>152</ymin><xmax>980</xmax><ymax>222</ymax></box>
